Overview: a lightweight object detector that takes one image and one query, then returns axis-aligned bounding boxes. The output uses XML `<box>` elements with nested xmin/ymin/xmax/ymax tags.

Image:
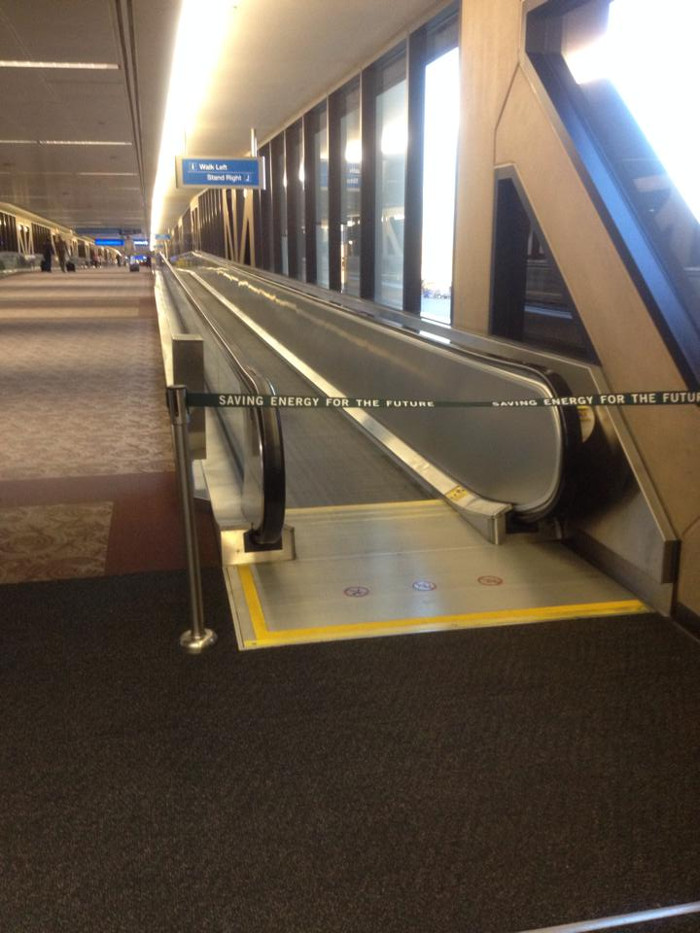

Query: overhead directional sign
<box><xmin>95</xmin><ymin>237</ymin><xmax>124</xmax><ymax>247</ymax></box>
<box><xmin>176</xmin><ymin>156</ymin><xmax>265</xmax><ymax>189</ymax></box>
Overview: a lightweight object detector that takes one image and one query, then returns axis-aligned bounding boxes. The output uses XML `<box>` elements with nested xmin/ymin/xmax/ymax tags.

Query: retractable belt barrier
<box><xmin>187</xmin><ymin>390</ymin><xmax>700</xmax><ymax>410</ymax></box>
<box><xmin>170</xmin><ymin>385</ymin><xmax>696</xmax><ymax>656</ymax></box>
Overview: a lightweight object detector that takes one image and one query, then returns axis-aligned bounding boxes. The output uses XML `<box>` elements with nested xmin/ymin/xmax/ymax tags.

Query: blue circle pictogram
<box><xmin>412</xmin><ymin>580</ymin><xmax>437</xmax><ymax>591</ymax></box>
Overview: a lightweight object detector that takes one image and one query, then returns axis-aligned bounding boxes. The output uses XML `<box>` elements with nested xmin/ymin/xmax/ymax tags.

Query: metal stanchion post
<box><xmin>166</xmin><ymin>385</ymin><xmax>217</xmax><ymax>654</ymax></box>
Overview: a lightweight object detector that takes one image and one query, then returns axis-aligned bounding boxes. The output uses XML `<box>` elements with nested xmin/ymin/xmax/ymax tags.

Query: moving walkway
<box><xmin>155</xmin><ymin>253</ymin><xmax>676</xmax><ymax>648</ymax></box>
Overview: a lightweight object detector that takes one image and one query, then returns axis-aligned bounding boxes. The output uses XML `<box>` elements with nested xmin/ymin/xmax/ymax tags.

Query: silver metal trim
<box><xmin>514</xmin><ymin>900</ymin><xmax>700</xmax><ymax>933</ymax></box>
<box><xmin>186</xmin><ymin>270</ymin><xmax>512</xmax><ymax>543</ymax></box>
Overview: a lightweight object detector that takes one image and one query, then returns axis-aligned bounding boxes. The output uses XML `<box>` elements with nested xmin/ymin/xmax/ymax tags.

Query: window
<box><xmin>311</xmin><ymin>104</ymin><xmax>329</xmax><ymax>287</ymax></box>
<box><xmin>337</xmin><ymin>79</ymin><xmax>361</xmax><ymax>296</ymax></box>
<box><xmin>374</xmin><ymin>48</ymin><xmax>407</xmax><ymax>310</ymax></box>
<box><xmin>527</xmin><ymin>0</ymin><xmax>700</xmax><ymax>382</ymax></box>
<box><xmin>285</xmin><ymin>120</ymin><xmax>305</xmax><ymax>280</ymax></box>
<box><xmin>270</xmin><ymin>133</ymin><xmax>287</xmax><ymax>274</ymax></box>
<box><xmin>491</xmin><ymin>176</ymin><xmax>596</xmax><ymax>360</ymax></box>
<box><xmin>0</xmin><ymin>211</ymin><xmax>18</xmax><ymax>252</ymax></box>
<box><xmin>421</xmin><ymin>13</ymin><xmax>459</xmax><ymax>322</ymax></box>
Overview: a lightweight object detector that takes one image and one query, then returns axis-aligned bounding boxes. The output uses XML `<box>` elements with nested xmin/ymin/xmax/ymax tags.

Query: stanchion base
<box><xmin>180</xmin><ymin>628</ymin><xmax>218</xmax><ymax>654</ymax></box>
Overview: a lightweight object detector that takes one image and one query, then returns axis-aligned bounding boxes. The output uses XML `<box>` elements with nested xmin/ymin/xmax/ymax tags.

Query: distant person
<box><xmin>41</xmin><ymin>239</ymin><xmax>52</xmax><ymax>272</ymax></box>
<box><xmin>56</xmin><ymin>237</ymin><xmax>68</xmax><ymax>272</ymax></box>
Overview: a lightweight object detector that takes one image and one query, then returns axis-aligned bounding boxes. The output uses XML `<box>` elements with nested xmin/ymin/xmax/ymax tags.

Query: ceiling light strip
<box><xmin>39</xmin><ymin>140</ymin><xmax>133</xmax><ymax>146</ymax></box>
<box><xmin>0</xmin><ymin>60</ymin><xmax>119</xmax><ymax>69</ymax></box>
<box><xmin>0</xmin><ymin>140</ymin><xmax>133</xmax><ymax>146</ymax></box>
<box><xmin>150</xmin><ymin>0</ymin><xmax>238</xmax><ymax>241</ymax></box>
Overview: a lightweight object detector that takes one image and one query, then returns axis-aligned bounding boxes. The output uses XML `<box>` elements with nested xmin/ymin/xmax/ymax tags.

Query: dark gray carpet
<box><xmin>2</xmin><ymin>569</ymin><xmax>700</xmax><ymax>933</ymax></box>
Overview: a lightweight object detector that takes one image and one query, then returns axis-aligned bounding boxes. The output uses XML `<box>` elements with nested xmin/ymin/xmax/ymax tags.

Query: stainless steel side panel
<box><xmin>189</xmin><ymin>263</ymin><xmax>570</xmax><ymax>516</ymax></box>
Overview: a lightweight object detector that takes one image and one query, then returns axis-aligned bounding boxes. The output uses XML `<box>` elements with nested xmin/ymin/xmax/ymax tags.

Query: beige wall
<box><xmin>452</xmin><ymin>0</ymin><xmax>700</xmax><ymax>615</ymax></box>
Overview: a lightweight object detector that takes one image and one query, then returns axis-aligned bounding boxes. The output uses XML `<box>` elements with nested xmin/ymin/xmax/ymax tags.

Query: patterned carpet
<box><xmin>0</xmin><ymin>268</ymin><xmax>217</xmax><ymax>582</ymax></box>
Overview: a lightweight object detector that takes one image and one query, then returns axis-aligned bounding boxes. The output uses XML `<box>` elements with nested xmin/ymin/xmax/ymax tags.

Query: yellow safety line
<box><xmin>286</xmin><ymin>499</ymin><xmax>442</xmax><ymax>516</ymax></box>
<box><xmin>237</xmin><ymin>565</ymin><xmax>269</xmax><ymax>644</ymax></box>
<box><xmin>235</xmin><ymin>565</ymin><xmax>648</xmax><ymax>648</ymax></box>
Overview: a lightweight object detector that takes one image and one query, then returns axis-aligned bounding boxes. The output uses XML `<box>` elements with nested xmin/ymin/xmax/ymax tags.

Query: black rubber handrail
<box><xmin>162</xmin><ymin>258</ymin><xmax>285</xmax><ymax>547</ymax></box>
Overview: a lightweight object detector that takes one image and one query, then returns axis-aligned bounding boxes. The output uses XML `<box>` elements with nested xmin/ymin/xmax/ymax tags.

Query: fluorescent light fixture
<box><xmin>568</xmin><ymin>0</ymin><xmax>700</xmax><ymax>222</ymax></box>
<box><xmin>39</xmin><ymin>140</ymin><xmax>133</xmax><ymax>146</ymax></box>
<box><xmin>0</xmin><ymin>60</ymin><xmax>119</xmax><ymax>69</ymax></box>
<box><xmin>0</xmin><ymin>140</ymin><xmax>132</xmax><ymax>146</ymax></box>
<box><xmin>150</xmin><ymin>0</ymin><xmax>238</xmax><ymax>244</ymax></box>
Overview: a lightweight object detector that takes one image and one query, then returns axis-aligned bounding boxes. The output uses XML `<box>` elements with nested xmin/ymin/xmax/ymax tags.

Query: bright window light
<box><xmin>380</xmin><ymin>119</ymin><xmax>408</xmax><ymax>156</ymax></box>
<box><xmin>421</xmin><ymin>47</ymin><xmax>459</xmax><ymax>322</ymax></box>
<box><xmin>568</xmin><ymin>0</ymin><xmax>700</xmax><ymax>222</ymax></box>
<box><xmin>0</xmin><ymin>60</ymin><xmax>119</xmax><ymax>69</ymax></box>
<box><xmin>344</xmin><ymin>139</ymin><xmax>362</xmax><ymax>164</ymax></box>
<box><xmin>150</xmin><ymin>0</ymin><xmax>239</xmax><ymax>244</ymax></box>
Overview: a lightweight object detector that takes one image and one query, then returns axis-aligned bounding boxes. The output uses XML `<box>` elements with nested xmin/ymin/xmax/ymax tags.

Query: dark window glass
<box><xmin>311</xmin><ymin>104</ymin><xmax>329</xmax><ymax>287</ymax></box>
<box><xmin>286</xmin><ymin>120</ymin><xmax>306</xmax><ymax>281</ymax></box>
<box><xmin>271</xmin><ymin>133</ymin><xmax>287</xmax><ymax>274</ymax></box>
<box><xmin>491</xmin><ymin>177</ymin><xmax>597</xmax><ymax>360</ymax></box>
<box><xmin>259</xmin><ymin>143</ymin><xmax>273</xmax><ymax>270</ymax></box>
<box><xmin>338</xmin><ymin>79</ymin><xmax>361</xmax><ymax>296</ymax></box>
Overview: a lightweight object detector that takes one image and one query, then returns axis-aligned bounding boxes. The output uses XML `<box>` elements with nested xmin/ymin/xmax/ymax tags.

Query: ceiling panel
<box><xmin>0</xmin><ymin>0</ymin><xmax>450</xmax><ymax>237</ymax></box>
<box><xmin>0</xmin><ymin>0</ymin><xmax>119</xmax><ymax>61</ymax></box>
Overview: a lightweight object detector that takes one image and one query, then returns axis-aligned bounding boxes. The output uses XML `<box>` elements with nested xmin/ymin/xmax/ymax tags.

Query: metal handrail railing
<box><xmin>162</xmin><ymin>257</ymin><xmax>286</xmax><ymax>547</ymax></box>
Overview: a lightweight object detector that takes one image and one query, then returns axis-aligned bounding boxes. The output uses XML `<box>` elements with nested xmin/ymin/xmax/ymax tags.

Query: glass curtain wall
<box><xmin>338</xmin><ymin>79</ymin><xmax>361</xmax><ymax>296</ymax></box>
<box><xmin>374</xmin><ymin>49</ymin><xmax>408</xmax><ymax>310</ymax></box>
<box><xmin>270</xmin><ymin>134</ymin><xmax>288</xmax><ymax>274</ymax></box>
<box><xmin>527</xmin><ymin>0</ymin><xmax>700</xmax><ymax>380</ymax></box>
<box><xmin>421</xmin><ymin>17</ymin><xmax>460</xmax><ymax>323</ymax></box>
<box><xmin>0</xmin><ymin>211</ymin><xmax>19</xmax><ymax>251</ymax></box>
<box><xmin>175</xmin><ymin>5</ymin><xmax>461</xmax><ymax>316</ymax></box>
<box><xmin>312</xmin><ymin>104</ymin><xmax>330</xmax><ymax>287</ymax></box>
<box><xmin>286</xmin><ymin>120</ymin><xmax>306</xmax><ymax>281</ymax></box>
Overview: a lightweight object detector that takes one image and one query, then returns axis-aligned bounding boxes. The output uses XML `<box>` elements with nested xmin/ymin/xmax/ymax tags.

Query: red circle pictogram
<box><xmin>344</xmin><ymin>585</ymin><xmax>370</xmax><ymax>598</ymax></box>
<box><xmin>477</xmin><ymin>575</ymin><xmax>504</xmax><ymax>586</ymax></box>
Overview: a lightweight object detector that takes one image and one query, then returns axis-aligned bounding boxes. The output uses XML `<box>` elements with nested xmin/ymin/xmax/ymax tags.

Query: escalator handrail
<box><xmin>162</xmin><ymin>257</ymin><xmax>285</xmax><ymax>546</ymax></box>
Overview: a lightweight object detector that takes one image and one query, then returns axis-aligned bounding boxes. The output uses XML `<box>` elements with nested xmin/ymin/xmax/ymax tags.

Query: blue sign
<box><xmin>176</xmin><ymin>156</ymin><xmax>265</xmax><ymax>189</ymax></box>
<box><xmin>95</xmin><ymin>237</ymin><xmax>124</xmax><ymax>247</ymax></box>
